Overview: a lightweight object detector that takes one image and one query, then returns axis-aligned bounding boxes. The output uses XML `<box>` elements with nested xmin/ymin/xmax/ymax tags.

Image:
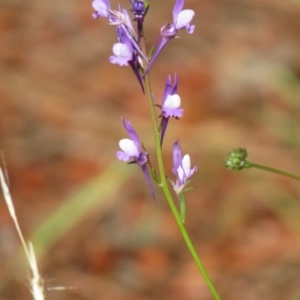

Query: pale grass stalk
<box><xmin>0</xmin><ymin>168</ymin><xmax>45</xmax><ymax>300</ymax></box>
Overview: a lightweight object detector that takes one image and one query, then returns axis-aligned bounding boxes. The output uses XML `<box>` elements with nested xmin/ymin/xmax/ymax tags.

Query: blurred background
<box><xmin>1</xmin><ymin>0</ymin><xmax>300</xmax><ymax>299</ymax></box>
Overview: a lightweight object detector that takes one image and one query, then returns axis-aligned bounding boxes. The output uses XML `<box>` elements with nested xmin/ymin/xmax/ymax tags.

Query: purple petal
<box><xmin>176</xmin><ymin>154</ymin><xmax>197</xmax><ymax>187</ymax></box>
<box><xmin>162</xmin><ymin>75</ymin><xmax>172</xmax><ymax>104</ymax></box>
<box><xmin>173</xmin><ymin>0</ymin><xmax>184</xmax><ymax>22</ymax></box>
<box><xmin>187</xmin><ymin>24</ymin><xmax>195</xmax><ymax>34</ymax></box>
<box><xmin>189</xmin><ymin>165</ymin><xmax>197</xmax><ymax>178</ymax></box>
<box><xmin>162</xmin><ymin>74</ymin><xmax>179</xmax><ymax>104</ymax></box>
<box><xmin>173</xmin><ymin>73</ymin><xmax>179</xmax><ymax>94</ymax></box>
<box><xmin>177</xmin><ymin>165</ymin><xmax>186</xmax><ymax>186</ymax></box>
<box><xmin>92</xmin><ymin>12</ymin><xmax>100</xmax><ymax>19</ymax></box>
<box><xmin>117</xmin><ymin>151</ymin><xmax>131</xmax><ymax>162</ymax></box>
<box><xmin>172</xmin><ymin>140</ymin><xmax>182</xmax><ymax>176</ymax></box>
<box><xmin>122</xmin><ymin>118</ymin><xmax>141</xmax><ymax>153</ymax></box>
<box><xmin>116</xmin><ymin>26</ymin><xmax>133</xmax><ymax>51</ymax></box>
<box><xmin>92</xmin><ymin>0</ymin><xmax>110</xmax><ymax>18</ymax></box>
<box><xmin>162</xmin><ymin>107</ymin><xmax>183</xmax><ymax>118</ymax></box>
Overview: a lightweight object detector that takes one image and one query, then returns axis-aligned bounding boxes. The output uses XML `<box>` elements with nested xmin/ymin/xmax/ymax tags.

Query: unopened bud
<box><xmin>224</xmin><ymin>148</ymin><xmax>251</xmax><ymax>171</ymax></box>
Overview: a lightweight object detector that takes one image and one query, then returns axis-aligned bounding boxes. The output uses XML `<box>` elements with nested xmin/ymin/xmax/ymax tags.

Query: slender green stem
<box><xmin>143</xmin><ymin>73</ymin><xmax>221</xmax><ymax>300</ymax></box>
<box><xmin>249</xmin><ymin>162</ymin><xmax>300</xmax><ymax>181</ymax></box>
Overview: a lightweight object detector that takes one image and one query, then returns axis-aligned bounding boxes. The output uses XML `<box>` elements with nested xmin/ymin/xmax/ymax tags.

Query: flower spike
<box><xmin>143</xmin><ymin>0</ymin><xmax>195</xmax><ymax>76</ymax></box>
<box><xmin>117</xmin><ymin>118</ymin><xmax>156</xmax><ymax>203</ymax></box>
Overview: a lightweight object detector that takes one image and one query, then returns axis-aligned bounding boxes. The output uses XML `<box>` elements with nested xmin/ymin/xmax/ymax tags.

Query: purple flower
<box><xmin>143</xmin><ymin>0</ymin><xmax>195</xmax><ymax>76</ymax></box>
<box><xmin>117</xmin><ymin>118</ymin><xmax>147</xmax><ymax>165</ymax></box>
<box><xmin>92</xmin><ymin>0</ymin><xmax>147</xmax><ymax>61</ymax></box>
<box><xmin>171</xmin><ymin>0</ymin><xmax>195</xmax><ymax>34</ymax></box>
<box><xmin>161</xmin><ymin>74</ymin><xmax>183</xmax><ymax>119</ymax></box>
<box><xmin>117</xmin><ymin>118</ymin><xmax>156</xmax><ymax>203</ymax></box>
<box><xmin>92</xmin><ymin>0</ymin><xmax>146</xmax><ymax>92</ymax></box>
<box><xmin>113</xmin><ymin>26</ymin><xmax>145</xmax><ymax>92</ymax></box>
<box><xmin>159</xmin><ymin>74</ymin><xmax>183</xmax><ymax>145</ymax></box>
<box><xmin>171</xmin><ymin>140</ymin><xmax>197</xmax><ymax>194</ymax></box>
<box><xmin>162</xmin><ymin>94</ymin><xmax>183</xmax><ymax>118</ymax></box>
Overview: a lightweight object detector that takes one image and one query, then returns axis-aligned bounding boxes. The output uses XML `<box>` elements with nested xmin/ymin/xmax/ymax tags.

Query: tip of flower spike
<box><xmin>131</xmin><ymin>0</ymin><xmax>148</xmax><ymax>21</ymax></box>
<box><xmin>224</xmin><ymin>148</ymin><xmax>251</xmax><ymax>171</ymax></box>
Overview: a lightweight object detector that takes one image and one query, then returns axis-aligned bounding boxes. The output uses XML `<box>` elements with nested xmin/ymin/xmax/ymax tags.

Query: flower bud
<box><xmin>224</xmin><ymin>148</ymin><xmax>251</xmax><ymax>171</ymax></box>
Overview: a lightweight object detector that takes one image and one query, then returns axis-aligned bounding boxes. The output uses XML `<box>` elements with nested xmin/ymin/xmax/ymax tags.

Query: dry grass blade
<box><xmin>0</xmin><ymin>168</ymin><xmax>46</xmax><ymax>300</ymax></box>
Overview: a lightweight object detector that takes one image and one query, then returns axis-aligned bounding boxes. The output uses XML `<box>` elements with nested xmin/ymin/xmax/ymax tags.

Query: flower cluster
<box><xmin>92</xmin><ymin>0</ymin><xmax>195</xmax><ymax>91</ymax></box>
<box><xmin>93</xmin><ymin>0</ymin><xmax>196</xmax><ymax>213</ymax></box>
<box><xmin>117</xmin><ymin>72</ymin><xmax>196</xmax><ymax>203</ymax></box>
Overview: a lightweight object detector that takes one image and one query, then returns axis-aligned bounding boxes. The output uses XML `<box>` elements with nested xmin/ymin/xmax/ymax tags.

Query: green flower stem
<box><xmin>143</xmin><ymin>73</ymin><xmax>221</xmax><ymax>300</ymax></box>
<box><xmin>249</xmin><ymin>162</ymin><xmax>300</xmax><ymax>181</ymax></box>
